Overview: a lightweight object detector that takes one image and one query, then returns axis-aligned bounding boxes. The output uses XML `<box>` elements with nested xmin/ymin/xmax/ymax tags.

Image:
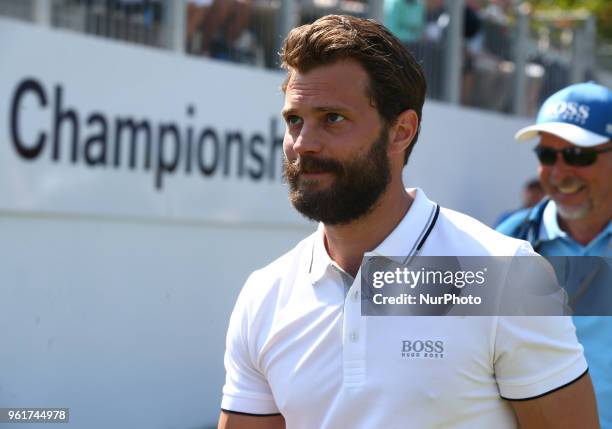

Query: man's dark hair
<box><xmin>279</xmin><ymin>14</ymin><xmax>427</xmax><ymax>165</ymax></box>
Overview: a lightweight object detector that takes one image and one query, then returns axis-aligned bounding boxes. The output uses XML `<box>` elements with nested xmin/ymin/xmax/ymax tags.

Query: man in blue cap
<box><xmin>497</xmin><ymin>81</ymin><xmax>612</xmax><ymax>427</ymax></box>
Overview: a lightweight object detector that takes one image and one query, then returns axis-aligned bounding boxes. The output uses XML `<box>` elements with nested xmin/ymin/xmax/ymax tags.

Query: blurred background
<box><xmin>0</xmin><ymin>1</ymin><xmax>609</xmax><ymax>428</ymax></box>
<box><xmin>2</xmin><ymin>0</ymin><xmax>611</xmax><ymax>112</ymax></box>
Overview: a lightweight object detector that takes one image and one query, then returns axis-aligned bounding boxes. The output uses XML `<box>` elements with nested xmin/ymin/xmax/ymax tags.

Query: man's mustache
<box><xmin>550</xmin><ymin>177</ymin><xmax>585</xmax><ymax>188</ymax></box>
<box><xmin>285</xmin><ymin>156</ymin><xmax>343</xmax><ymax>177</ymax></box>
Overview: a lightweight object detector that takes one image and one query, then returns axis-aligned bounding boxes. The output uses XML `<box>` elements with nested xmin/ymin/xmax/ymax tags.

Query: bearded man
<box><xmin>218</xmin><ymin>15</ymin><xmax>598</xmax><ymax>429</ymax></box>
<box><xmin>498</xmin><ymin>81</ymin><xmax>612</xmax><ymax>428</ymax></box>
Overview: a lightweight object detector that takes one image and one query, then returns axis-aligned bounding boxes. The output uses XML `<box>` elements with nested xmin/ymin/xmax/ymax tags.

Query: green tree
<box><xmin>529</xmin><ymin>0</ymin><xmax>612</xmax><ymax>40</ymax></box>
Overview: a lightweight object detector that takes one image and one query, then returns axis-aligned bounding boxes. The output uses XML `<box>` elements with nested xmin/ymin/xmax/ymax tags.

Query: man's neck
<box><xmin>558</xmin><ymin>213</ymin><xmax>610</xmax><ymax>246</ymax></box>
<box><xmin>322</xmin><ymin>184</ymin><xmax>413</xmax><ymax>277</ymax></box>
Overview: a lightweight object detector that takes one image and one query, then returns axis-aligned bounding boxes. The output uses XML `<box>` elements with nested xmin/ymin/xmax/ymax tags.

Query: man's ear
<box><xmin>388</xmin><ymin>109</ymin><xmax>419</xmax><ymax>158</ymax></box>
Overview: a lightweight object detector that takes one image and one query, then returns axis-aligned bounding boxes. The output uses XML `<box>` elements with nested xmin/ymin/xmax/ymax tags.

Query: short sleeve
<box><xmin>494</xmin><ymin>315</ymin><xmax>587</xmax><ymax>399</ymax></box>
<box><xmin>220</xmin><ymin>276</ymin><xmax>280</xmax><ymax>415</ymax></box>
<box><xmin>493</xmin><ymin>243</ymin><xmax>587</xmax><ymax>399</ymax></box>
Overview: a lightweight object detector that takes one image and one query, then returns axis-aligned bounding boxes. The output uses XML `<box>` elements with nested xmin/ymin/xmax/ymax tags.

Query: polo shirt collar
<box><xmin>309</xmin><ymin>223</ymin><xmax>334</xmax><ymax>285</ymax></box>
<box><xmin>308</xmin><ymin>188</ymin><xmax>436</xmax><ymax>285</ymax></box>
<box><xmin>540</xmin><ymin>200</ymin><xmax>565</xmax><ymax>241</ymax></box>
<box><xmin>370</xmin><ymin>187</ymin><xmax>436</xmax><ymax>258</ymax></box>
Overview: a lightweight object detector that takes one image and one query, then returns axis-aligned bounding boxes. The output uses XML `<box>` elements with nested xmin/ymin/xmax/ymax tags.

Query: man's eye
<box><xmin>286</xmin><ymin>115</ymin><xmax>302</xmax><ymax>126</ymax></box>
<box><xmin>326</xmin><ymin>113</ymin><xmax>345</xmax><ymax>123</ymax></box>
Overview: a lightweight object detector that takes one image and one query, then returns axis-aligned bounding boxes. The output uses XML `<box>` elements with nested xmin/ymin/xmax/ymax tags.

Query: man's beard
<box><xmin>283</xmin><ymin>127</ymin><xmax>391</xmax><ymax>225</ymax></box>
<box><xmin>551</xmin><ymin>177</ymin><xmax>592</xmax><ymax>220</ymax></box>
<box><xmin>557</xmin><ymin>200</ymin><xmax>592</xmax><ymax>220</ymax></box>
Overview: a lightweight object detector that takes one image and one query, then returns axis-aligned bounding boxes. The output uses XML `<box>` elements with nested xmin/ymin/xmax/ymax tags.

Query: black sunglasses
<box><xmin>534</xmin><ymin>145</ymin><xmax>612</xmax><ymax>167</ymax></box>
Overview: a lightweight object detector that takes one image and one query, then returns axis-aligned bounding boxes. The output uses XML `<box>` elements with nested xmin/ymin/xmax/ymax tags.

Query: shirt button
<box><xmin>350</xmin><ymin>332</ymin><xmax>358</xmax><ymax>342</ymax></box>
<box><xmin>352</xmin><ymin>290</ymin><xmax>359</xmax><ymax>301</ymax></box>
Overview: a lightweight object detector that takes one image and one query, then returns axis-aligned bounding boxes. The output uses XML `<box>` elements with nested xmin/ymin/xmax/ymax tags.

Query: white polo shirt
<box><xmin>221</xmin><ymin>188</ymin><xmax>587</xmax><ymax>428</ymax></box>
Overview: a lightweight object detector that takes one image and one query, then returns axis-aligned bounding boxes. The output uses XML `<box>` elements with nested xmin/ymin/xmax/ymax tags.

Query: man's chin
<box><xmin>556</xmin><ymin>201</ymin><xmax>591</xmax><ymax>220</ymax></box>
<box><xmin>290</xmin><ymin>199</ymin><xmax>330</xmax><ymax>224</ymax></box>
<box><xmin>290</xmin><ymin>188</ymin><xmax>332</xmax><ymax>208</ymax></box>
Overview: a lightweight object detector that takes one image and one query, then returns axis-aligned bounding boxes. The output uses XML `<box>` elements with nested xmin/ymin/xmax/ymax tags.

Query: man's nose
<box><xmin>292</xmin><ymin>124</ymin><xmax>323</xmax><ymax>155</ymax></box>
<box><xmin>548</xmin><ymin>156</ymin><xmax>574</xmax><ymax>183</ymax></box>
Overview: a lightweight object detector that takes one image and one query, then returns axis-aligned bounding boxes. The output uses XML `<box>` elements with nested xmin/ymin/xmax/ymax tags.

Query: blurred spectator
<box><xmin>494</xmin><ymin>178</ymin><xmax>545</xmax><ymax>227</ymax></box>
<box><xmin>424</xmin><ymin>0</ymin><xmax>444</xmax><ymax>41</ymax></box>
<box><xmin>384</xmin><ymin>0</ymin><xmax>426</xmax><ymax>45</ymax></box>
<box><xmin>186</xmin><ymin>0</ymin><xmax>259</xmax><ymax>65</ymax></box>
<box><xmin>419</xmin><ymin>0</ymin><xmax>445</xmax><ymax>99</ymax></box>
<box><xmin>421</xmin><ymin>0</ymin><xmax>484</xmax><ymax>101</ymax></box>
<box><xmin>462</xmin><ymin>1</ymin><xmax>515</xmax><ymax>111</ymax></box>
<box><xmin>79</xmin><ymin>0</ymin><xmax>162</xmax><ymax>45</ymax></box>
<box><xmin>461</xmin><ymin>0</ymin><xmax>484</xmax><ymax>105</ymax></box>
<box><xmin>187</xmin><ymin>0</ymin><xmax>212</xmax><ymax>53</ymax></box>
<box><xmin>522</xmin><ymin>177</ymin><xmax>546</xmax><ymax>208</ymax></box>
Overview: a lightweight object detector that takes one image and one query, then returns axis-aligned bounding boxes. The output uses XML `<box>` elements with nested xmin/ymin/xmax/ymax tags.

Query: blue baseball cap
<box><xmin>515</xmin><ymin>82</ymin><xmax>612</xmax><ymax>147</ymax></box>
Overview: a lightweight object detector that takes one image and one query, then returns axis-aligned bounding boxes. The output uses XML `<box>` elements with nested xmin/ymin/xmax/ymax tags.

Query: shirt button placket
<box><xmin>343</xmin><ymin>280</ymin><xmax>366</xmax><ymax>388</ymax></box>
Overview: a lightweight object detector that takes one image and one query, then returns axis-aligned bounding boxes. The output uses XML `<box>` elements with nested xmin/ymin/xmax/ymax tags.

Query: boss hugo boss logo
<box><xmin>542</xmin><ymin>101</ymin><xmax>590</xmax><ymax>125</ymax></box>
<box><xmin>401</xmin><ymin>340</ymin><xmax>445</xmax><ymax>359</ymax></box>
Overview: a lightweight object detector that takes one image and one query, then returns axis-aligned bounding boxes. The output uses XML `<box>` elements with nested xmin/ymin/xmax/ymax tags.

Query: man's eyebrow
<box><xmin>281</xmin><ymin>108</ymin><xmax>295</xmax><ymax>117</ymax></box>
<box><xmin>281</xmin><ymin>106</ymin><xmax>351</xmax><ymax>117</ymax></box>
<box><xmin>314</xmin><ymin>106</ymin><xmax>350</xmax><ymax>113</ymax></box>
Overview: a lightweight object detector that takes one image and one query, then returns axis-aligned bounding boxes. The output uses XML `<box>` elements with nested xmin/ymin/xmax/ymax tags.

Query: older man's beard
<box><xmin>551</xmin><ymin>177</ymin><xmax>592</xmax><ymax>220</ymax></box>
<box><xmin>557</xmin><ymin>202</ymin><xmax>592</xmax><ymax>220</ymax></box>
<box><xmin>283</xmin><ymin>128</ymin><xmax>391</xmax><ymax>225</ymax></box>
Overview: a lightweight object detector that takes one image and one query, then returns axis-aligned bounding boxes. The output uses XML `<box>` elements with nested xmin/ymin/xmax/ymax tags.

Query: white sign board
<box><xmin>0</xmin><ymin>18</ymin><xmax>303</xmax><ymax>226</ymax></box>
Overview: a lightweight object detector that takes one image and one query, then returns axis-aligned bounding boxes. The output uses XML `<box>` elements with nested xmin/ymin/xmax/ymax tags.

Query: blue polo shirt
<box><xmin>537</xmin><ymin>202</ymin><xmax>612</xmax><ymax>256</ymax></box>
<box><xmin>498</xmin><ymin>201</ymin><xmax>611</xmax><ymax>427</ymax></box>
